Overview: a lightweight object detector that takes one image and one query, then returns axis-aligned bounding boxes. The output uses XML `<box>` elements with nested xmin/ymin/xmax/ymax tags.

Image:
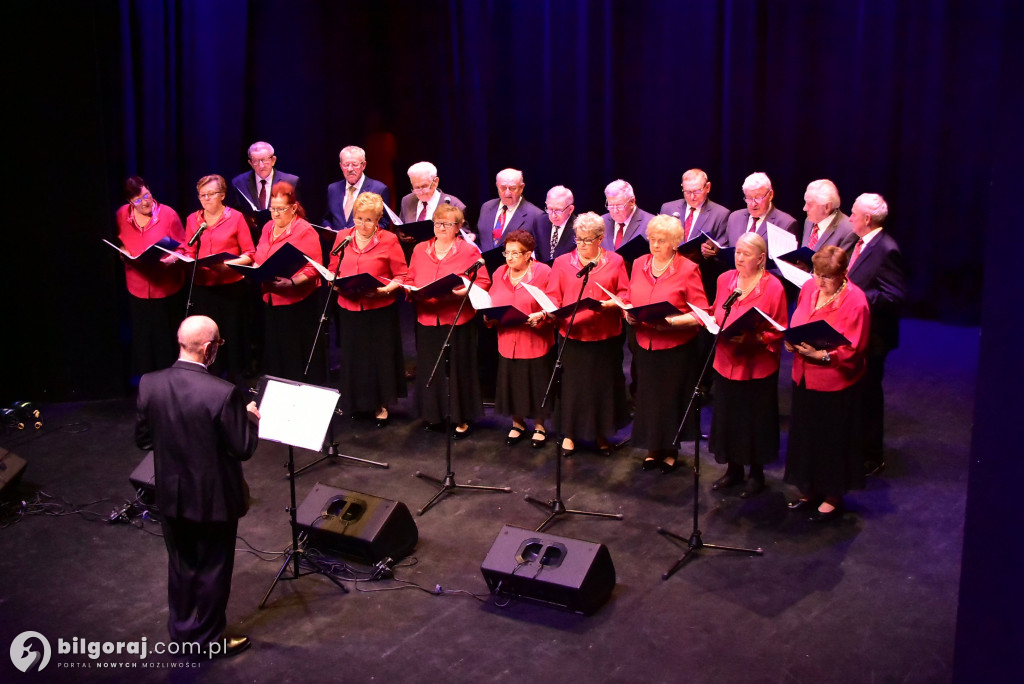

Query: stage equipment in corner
<box><xmin>480</xmin><ymin>524</ymin><xmax>616</xmax><ymax>615</ymax></box>
<box><xmin>296</xmin><ymin>482</ymin><xmax>418</xmax><ymax>564</ymax></box>
<box><xmin>128</xmin><ymin>451</ymin><xmax>157</xmax><ymax>508</ymax></box>
<box><xmin>0</xmin><ymin>448</ymin><xmax>27</xmax><ymax>499</ymax></box>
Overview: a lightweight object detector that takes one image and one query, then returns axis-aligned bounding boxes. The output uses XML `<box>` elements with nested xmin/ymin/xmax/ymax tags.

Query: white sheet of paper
<box><xmin>772</xmin><ymin>256</ymin><xmax>814</xmax><ymax>287</ymax></box>
<box><xmin>522</xmin><ymin>282</ymin><xmax>557</xmax><ymax>313</ymax></box>
<box><xmin>753</xmin><ymin>306</ymin><xmax>787</xmax><ymax>331</ymax></box>
<box><xmin>102</xmin><ymin>239</ymin><xmax>132</xmax><ymax>258</ymax></box>
<box><xmin>305</xmin><ymin>255</ymin><xmax>336</xmax><ymax>281</ymax></box>
<box><xmin>461</xmin><ymin>277</ymin><xmax>492</xmax><ymax>309</ymax></box>
<box><xmin>383</xmin><ymin>203</ymin><xmax>402</xmax><ymax>225</ymax></box>
<box><xmin>257</xmin><ymin>379</ymin><xmax>339</xmax><ymax>451</ymax></box>
<box><xmin>765</xmin><ymin>222</ymin><xmax>797</xmax><ymax>259</ymax></box>
<box><xmin>688</xmin><ymin>302</ymin><xmax>720</xmax><ymax>335</ymax></box>
<box><xmin>596</xmin><ymin>282</ymin><xmax>630</xmax><ymax>309</ymax></box>
<box><xmin>154</xmin><ymin>244</ymin><xmax>193</xmax><ymax>262</ymax></box>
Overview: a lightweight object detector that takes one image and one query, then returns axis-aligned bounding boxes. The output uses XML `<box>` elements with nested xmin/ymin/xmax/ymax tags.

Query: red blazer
<box><xmin>790</xmin><ymin>279</ymin><xmax>870</xmax><ymax>391</ymax></box>
<box><xmin>327</xmin><ymin>228</ymin><xmax>408</xmax><ymax>311</ymax></box>
<box><xmin>712</xmin><ymin>270</ymin><xmax>788</xmax><ymax>380</ymax></box>
<box><xmin>114</xmin><ymin>202</ymin><xmax>185</xmax><ymax>299</ymax></box>
<box><xmin>406</xmin><ymin>238</ymin><xmax>491</xmax><ymax>326</ymax></box>
<box><xmin>181</xmin><ymin>207</ymin><xmax>255</xmax><ymax>287</ymax></box>
<box><xmin>628</xmin><ymin>253</ymin><xmax>709</xmax><ymax>351</ymax></box>
<box><xmin>545</xmin><ymin>250</ymin><xmax>629</xmax><ymax>342</ymax></box>
<box><xmin>489</xmin><ymin>262</ymin><xmax>555</xmax><ymax>359</ymax></box>
<box><xmin>253</xmin><ymin>218</ymin><xmax>322</xmax><ymax>306</ymax></box>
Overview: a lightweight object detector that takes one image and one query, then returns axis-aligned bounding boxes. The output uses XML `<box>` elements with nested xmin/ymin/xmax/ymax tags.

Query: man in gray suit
<box><xmin>600</xmin><ymin>179</ymin><xmax>654</xmax><ymax>253</ymax></box>
<box><xmin>477</xmin><ymin>168</ymin><xmax>544</xmax><ymax>251</ymax></box>
<box><xmin>231</xmin><ymin>141</ymin><xmax>301</xmax><ymax>214</ymax></box>
<box><xmin>136</xmin><ymin>315</ymin><xmax>260</xmax><ymax>658</ymax></box>
<box><xmin>398</xmin><ymin>161</ymin><xmax>467</xmax><ymax>224</ymax></box>
<box><xmin>660</xmin><ymin>168</ymin><xmax>730</xmax><ymax>244</ymax></box>
<box><xmin>801</xmin><ymin>179</ymin><xmax>857</xmax><ymax>251</ymax></box>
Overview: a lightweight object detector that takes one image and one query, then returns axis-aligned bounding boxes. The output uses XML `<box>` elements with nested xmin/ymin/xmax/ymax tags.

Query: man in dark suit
<box><xmin>398</xmin><ymin>161</ymin><xmax>467</xmax><ymax>224</ymax></box>
<box><xmin>600</xmin><ymin>179</ymin><xmax>654</xmax><ymax>253</ymax></box>
<box><xmin>136</xmin><ymin>315</ymin><xmax>260</xmax><ymax>658</ymax></box>
<box><xmin>231</xmin><ymin>141</ymin><xmax>301</xmax><ymax>215</ymax></box>
<box><xmin>532</xmin><ymin>185</ymin><xmax>577</xmax><ymax>263</ymax></box>
<box><xmin>801</xmin><ymin>179</ymin><xmax>857</xmax><ymax>251</ymax></box>
<box><xmin>661</xmin><ymin>168</ymin><xmax>731</xmax><ymax>299</ymax></box>
<box><xmin>847</xmin><ymin>193</ymin><xmax>907</xmax><ymax>475</ymax></box>
<box><xmin>720</xmin><ymin>172</ymin><xmax>800</xmax><ymax>247</ymax></box>
<box><xmin>476</xmin><ymin>168</ymin><xmax>544</xmax><ymax>252</ymax></box>
<box><xmin>323</xmin><ymin>145</ymin><xmax>392</xmax><ymax>230</ymax></box>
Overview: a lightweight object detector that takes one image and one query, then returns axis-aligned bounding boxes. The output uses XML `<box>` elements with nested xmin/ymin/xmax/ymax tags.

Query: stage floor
<box><xmin>0</xmin><ymin>319</ymin><xmax>976</xmax><ymax>683</ymax></box>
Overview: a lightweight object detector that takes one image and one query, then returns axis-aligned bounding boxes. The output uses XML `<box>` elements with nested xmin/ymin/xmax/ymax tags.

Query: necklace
<box><xmin>509</xmin><ymin>265</ymin><xmax>530</xmax><ymax>285</ymax></box>
<box><xmin>736</xmin><ymin>267</ymin><xmax>765</xmax><ymax>297</ymax></box>
<box><xmin>355</xmin><ymin>227</ymin><xmax>377</xmax><ymax>245</ymax></box>
<box><xmin>814</xmin><ymin>279</ymin><xmax>846</xmax><ymax>311</ymax></box>
<box><xmin>434</xmin><ymin>240</ymin><xmax>453</xmax><ymax>259</ymax></box>
<box><xmin>651</xmin><ymin>255</ymin><xmax>673</xmax><ymax>276</ymax></box>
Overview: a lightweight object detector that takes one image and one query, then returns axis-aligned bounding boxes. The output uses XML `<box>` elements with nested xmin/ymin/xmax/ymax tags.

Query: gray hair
<box><xmin>682</xmin><ymin>169</ymin><xmax>709</xmax><ymax>186</ymax></box>
<box><xmin>805</xmin><ymin>179</ymin><xmax>840</xmax><ymax>210</ymax></box>
<box><xmin>547</xmin><ymin>185</ymin><xmax>574</xmax><ymax>205</ymax></box>
<box><xmin>495</xmin><ymin>168</ymin><xmax>524</xmax><ymax>185</ymax></box>
<box><xmin>853</xmin><ymin>193</ymin><xmax>889</xmax><ymax>226</ymax></box>
<box><xmin>340</xmin><ymin>146</ymin><xmax>366</xmax><ymax>162</ymax></box>
<box><xmin>248</xmin><ymin>141</ymin><xmax>274</xmax><ymax>160</ymax></box>
<box><xmin>604</xmin><ymin>179</ymin><xmax>635</xmax><ymax>200</ymax></box>
<box><xmin>407</xmin><ymin>161</ymin><xmax>438</xmax><ymax>179</ymax></box>
<box><xmin>573</xmin><ymin>211</ymin><xmax>605</xmax><ymax>240</ymax></box>
<box><xmin>742</xmin><ymin>172</ymin><xmax>772</xmax><ymax>193</ymax></box>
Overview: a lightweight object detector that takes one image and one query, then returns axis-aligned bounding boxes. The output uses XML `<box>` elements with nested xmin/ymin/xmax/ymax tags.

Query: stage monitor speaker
<box><xmin>129</xmin><ymin>451</ymin><xmax>158</xmax><ymax>510</ymax></box>
<box><xmin>0</xmin><ymin>448</ymin><xmax>27</xmax><ymax>499</ymax></box>
<box><xmin>296</xmin><ymin>482</ymin><xmax>418</xmax><ymax>564</ymax></box>
<box><xmin>480</xmin><ymin>524</ymin><xmax>616</xmax><ymax>615</ymax></box>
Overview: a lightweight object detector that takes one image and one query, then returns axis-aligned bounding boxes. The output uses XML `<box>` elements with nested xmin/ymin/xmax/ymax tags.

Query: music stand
<box><xmin>415</xmin><ymin>267</ymin><xmax>512</xmax><ymax>514</ymax></box>
<box><xmin>524</xmin><ymin>264</ymin><xmax>623</xmax><ymax>531</ymax></box>
<box><xmin>295</xmin><ymin>242</ymin><xmax>387</xmax><ymax>474</ymax></box>
<box><xmin>257</xmin><ymin>376</ymin><xmax>350</xmax><ymax>608</ymax></box>
<box><xmin>657</xmin><ymin>296</ymin><xmax>763</xmax><ymax>579</ymax></box>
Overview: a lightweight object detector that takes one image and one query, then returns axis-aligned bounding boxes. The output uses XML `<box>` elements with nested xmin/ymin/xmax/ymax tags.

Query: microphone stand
<box><xmin>294</xmin><ymin>236</ymin><xmax>387</xmax><ymax>474</ymax></box>
<box><xmin>524</xmin><ymin>264</ymin><xmax>623</xmax><ymax>532</ymax></box>
<box><xmin>415</xmin><ymin>266</ymin><xmax>511</xmax><ymax>514</ymax></box>
<box><xmin>183</xmin><ymin>224</ymin><xmax>203</xmax><ymax>318</ymax></box>
<box><xmin>657</xmin><ymin>294</ymin><xmax>762</xmax><ymax>579</ymax></box>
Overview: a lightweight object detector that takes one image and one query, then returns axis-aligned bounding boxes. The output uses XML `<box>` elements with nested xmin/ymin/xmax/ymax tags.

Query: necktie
<box><xmin>493</xmin><ymin>206</ymin><xmax>508</xmax><ymax>243</ymax></box>
<box><xmin>417</xmin><ymin>202</ymin><xmax>427</xmax><ymax>221</ymax></box>
<box><xmin>550</xmin><ymin>223</ymin><xmax>559</xmax><ymax>259</ymax></box>
<box><xmin>747</xmin><ymin>216</ymin><xmax>758</xmax><ymax>233</ymax></box>
<box><xmin>808</xmin><ymin>223</ymin><xmax>820</xmax><ymax>249</ymax></box>
<box><xmin>848</xmin><ymin>239</ymin><xmax>864</xmax><ymax>269</ymax></box>
<box><xmin>684</xmin><ymin>208</ymin><xmax>695</xmax><ymax>240</ymax></box>
<box><xmin>344</xmin><ymin>185</ymin><xmax>356</xmax><ymax>220</ymax></box>
<box><xmin>258</xmin><ymin>179</ymin><xmax>267</xmax><ymax>210</ymax></box>
<box><xmin>614</xmin><ymin>222</ymin><xmax>625</xmax><ymax>249</ymax></box>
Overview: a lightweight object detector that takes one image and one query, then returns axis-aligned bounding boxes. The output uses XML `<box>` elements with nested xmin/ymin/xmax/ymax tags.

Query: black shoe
<box><xmin>641</xmin><ymin>457</ymin><xmax>660</xmax><ymax>471</ymax></box>
<box><xmin>787</xmin><ymin>498</ymin><xmax>815</xmax><ymax>511</ymax></box>
<box><xmin>452</xmin><ymin>424</ymin><xmax>472</xmax><ymax>440</ymax></box>
<box><xmin>659</xmin><ymin>457</ymin><xmax>678</xmax><ymax>474</ymax></box>
<box><xmin>423</xmin><ymin>422</ymin><xmax>443</xmax><ymax>432</ymax></box>
<box><xmin>560</xmin><ymin>440</ymin><xmax>575</xmax><ymax>458</ymax></box>
<box><xmin>210</xmin><ymin>635</ymin><xmax>250</xmax><ymax>659</ymax></box>
<box><xmin>531</xmin><ymin>429</ymin><xmax>548</xmax><ymax>448</ymax></box>
<box><xmin>740</xmin><ymin>479</ymin><xmax>766</xmax><ymax>499</ymax></box>
<box><xmin>809</xmin><ymin>505</ymin><xmax>843</xmax><ymax>523</ymax></box>
<box><xmin>506</xmin><ymin>426</ymin><xmax>526</xmax><ymax>446</ymax></box>
<box><xmin>376</xmin><ymin>414</ymin><xmax>390</xmax><ymax>429</ymax></box>
<box><xmin>712</xmin><ymin>474</ymin><xmax>741</xmax><ymax>490</ymax></box>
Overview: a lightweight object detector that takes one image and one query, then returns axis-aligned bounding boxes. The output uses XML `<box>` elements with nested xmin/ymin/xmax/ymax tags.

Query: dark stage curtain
<box><xmin>2</xmin><ymin>0</ymin><xmax>1014</xmax><ymax>402</ymax></box>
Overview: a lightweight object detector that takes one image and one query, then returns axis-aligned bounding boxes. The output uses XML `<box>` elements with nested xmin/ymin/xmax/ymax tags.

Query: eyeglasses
<box><xmin>497</xmin><ymin>184</ymin><xmax>522</xmax><ymax>193</ymax></box>
<box><xmin>269</xmin><ymin>206</ymin><xmax>294</xmax><ymax>214</ymax></box>
<box><xmin>250</xmin><ymin>156</ymin><xmax>275</xmax><ymax>167</ymax></box>
<box><xmin>198</xmin><ymin>192</ymin><xmax>223</xmax><ymax>200</ymax></box>
<box><xmin>412</xmin><ymin>179</ymin><xmax>437</xmax><ymax>192</ymax></box>
<box><xmin>574</xmin><ymin>237</ymin><xmax>599</xmax><ymax>245</ymax></box>
<box><xmin>433</xmin><ymin>221</ymin><xmax>458</xmax><ymax>229</ymax></box>
<box><xmin>207</xmin><ymin>337</ymin><xmax>226</xmax><ymax>347</ymax></box>
<box><xmin>130</xmin><ymin>193</ymin><xmax>152</xmax><ymax>205</ymax></box>
<box><xmin>742</xmin><ymin>190</ymin><xmax>771</xmax><ymax>205</ymax></box>
<box><xmin>605</xmin><ymin>200</ymin><xmax>634</xmax><ymax>211</ymax></box>
<box><xmin>545</xmin><ymin>205</ymin><xmax>571</xmax><ymax>215</ymax></box>
<box><xmin>353</xmin><ymin>218</ymin><xmax>378</xmax><ymax>226</ymax></box>
<box><xmin>341</xmin><ymin>162</ymin><xmax>364</xmax><ymax>170</ymax></box>
<box><xmin>811</xmin><ymin>272</ymin><xmax>837</xmax><ymax>281</ymax></box>
<box><xmin>502</xmin><ymin>250</ymin><xmax>526</xmax><ymax>258</ymax></box>
<box><xmin>682</xmin><ymin>184</ymin><xmax>709</xmax><ymax>197</ymax></box>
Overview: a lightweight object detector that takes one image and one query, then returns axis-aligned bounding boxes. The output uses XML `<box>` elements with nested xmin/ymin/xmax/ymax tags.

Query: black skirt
<box><xmin>262</xmin><ymin>292</ymin><xmax>327</xmax><ymax>385</ymax></box>
<box><xmin>709</xmin><ymin>371</ymin><xmax>780</xmax><ymax>466</ymax></box>
<box><xmin>128</xmin><ymin>291</ymin><xmax>184</xmax><ymax>378</ymax></box>
<box><xmin>555</xmin><ymin>336</ymin><xmax>629</xmax><ymax>442</ymax></box>
<box><xmin>632</xmin><ymin>342</ymin><xmax>700</xmax><ymax>451</ymax></box>
<box><xmin>494</xmin><ymin>349</ymin><xmax>555</xmax><ymax>422</ymax></box>
<box><xmin>192</xmin><ymin>280</ymin><xmax>250</xmax><ymax>383</ymax></box>
<box><xmin>415</xmin><ymin>322</ymin><xmax>482</xmax><ymax>425</ymax></box>
<box><xmin>784</xmin><ymin>379</ymin><xmax>866</xmax><ymax>497</ymax></box>
<box><xmin>335</xmin><ymin>304</ymin><xmax>406</xmax><ymax>413</ymax></box>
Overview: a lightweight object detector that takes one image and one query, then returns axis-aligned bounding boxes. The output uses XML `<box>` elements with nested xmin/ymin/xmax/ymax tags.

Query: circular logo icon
<box><xmin>10</xmin><ymin>631</ymin><xmax>51</xmax><ymax>673</ymax></box>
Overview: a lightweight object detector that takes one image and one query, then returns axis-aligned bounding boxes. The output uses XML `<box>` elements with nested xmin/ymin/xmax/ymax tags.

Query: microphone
<box><xmin>576</xmin><ymin>261</ymin><xmax>597</xmax><ymax>278</ymax></box>
<box><xmin>444</xmin><ymin>197</ymin><xmax>452</xmax><ymax>204</ymax></box>
<box><xmin>723</xmin><ymin>288</ymin><xmax>743</xmax><ymax>310</ymax></box>
<box><xmin>331</xmin><ymin>235</ymin><xmax>353</xmax><ymax>256</ymax></box>
<box><xmin>187</xmin><ymin>221</ymin><xmax>207</xmax><ymax>248</ymax></box>
<box><xmin>463</xmin><ymin>258</ymin><xmax>485</xmax><ymax>277</ymax></box>
<box><xmin>671</xmin><ymin>212</ymin><xmax>680</xmax><ymax>218</ymax></box>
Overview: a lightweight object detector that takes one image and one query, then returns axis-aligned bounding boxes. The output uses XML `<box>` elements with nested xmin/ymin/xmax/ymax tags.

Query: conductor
<box><xmin>135</xmin><ymin>315</ymin><xmax>260</xmax><ymax>658</ymax></box>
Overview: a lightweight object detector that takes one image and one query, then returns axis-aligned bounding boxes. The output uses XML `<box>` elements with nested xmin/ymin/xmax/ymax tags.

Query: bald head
<box><xmin>178</xmin><ymin>315</ymin><xmax>221</xmax><ymax>364</ymax></box>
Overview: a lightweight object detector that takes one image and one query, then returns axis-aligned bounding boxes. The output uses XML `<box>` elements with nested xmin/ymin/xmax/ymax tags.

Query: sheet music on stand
<box><xmin>257</xmin><ymin>375</ymin><xmax>339</xmax><ymax>452</ymax></box>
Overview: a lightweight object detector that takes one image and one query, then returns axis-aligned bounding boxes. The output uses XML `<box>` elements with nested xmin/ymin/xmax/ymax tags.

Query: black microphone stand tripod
<box><xmin>525</xmin><ymin>263</ymin><xmax>623</xmax><ymax>531</ymax></box>
<box><xmin>415</xmin><ymin>265</ymin><xmax>511</xmax><ymax>514</ymax></box>
<box><xmin>294</xmin><ymin>234</ymin><xmax>387</xmax><ymax>475</ymax></box>
<box><xmin>657</xmin><ymin>293</ymin><xmax>763</xmax><ymax>579</ymax></box>
<box><xmin>183</xmin><ymin>218</ymin><xmax>204</xmax><ymax>318</ymax></box>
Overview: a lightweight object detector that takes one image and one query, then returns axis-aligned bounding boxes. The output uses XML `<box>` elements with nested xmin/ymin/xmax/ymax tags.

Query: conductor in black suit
<box><xmin>847</xmin><ymin>193</ymin><xmax>906</xmax><ymax>475</ymax></box>
<box><xmin>135</xmin><ymin>315</ymin><xmax>260</xmax><ymax>658</ymax></box>
<box><xmin>532</xmin><ymin>185</ymin><xmax>577</xmax><ymax>263</ymax></box>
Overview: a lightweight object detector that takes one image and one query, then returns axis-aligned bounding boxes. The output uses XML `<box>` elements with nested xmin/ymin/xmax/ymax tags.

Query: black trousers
<box><xmin>161</xmin><ymin>517</ymin><xmax>238</xmax><ymax>646</ymax></box>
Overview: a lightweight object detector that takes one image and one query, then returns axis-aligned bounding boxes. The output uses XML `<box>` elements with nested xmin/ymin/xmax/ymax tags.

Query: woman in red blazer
<box><xmin>784</xmin><ymin>245</ymin><xmax>871</xmax><ymax>521</ymax></box>
<box><xmin>708</xmin><ymin>233</ymin><xmax>788</xmax><ymax>497</ymax></box>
